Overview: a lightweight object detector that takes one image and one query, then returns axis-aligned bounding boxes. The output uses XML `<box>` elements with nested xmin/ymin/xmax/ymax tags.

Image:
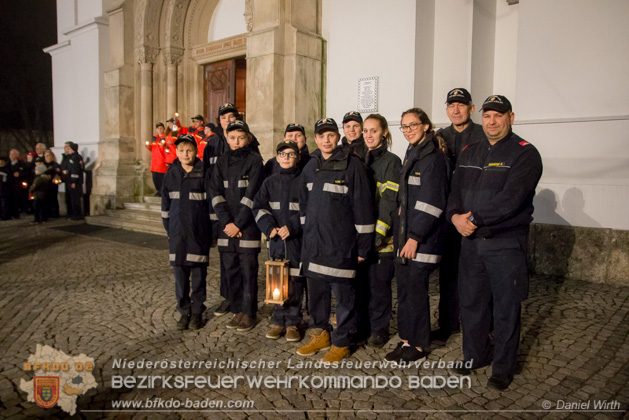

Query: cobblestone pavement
<box><xmin>1</xmin><ymin>218</ymin><xmax>627</xmax><ymax>420</ymax></box>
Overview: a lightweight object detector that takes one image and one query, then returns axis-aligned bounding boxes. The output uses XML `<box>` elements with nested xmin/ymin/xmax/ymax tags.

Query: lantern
<box><xmin>264</xmin><ymin>259</ymin><xmax>290</xmax><ymax>304</ymax></box>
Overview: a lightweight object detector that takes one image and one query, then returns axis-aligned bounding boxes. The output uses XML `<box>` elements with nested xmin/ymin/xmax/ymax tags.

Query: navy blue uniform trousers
<box><xmin>173</xmin><ymin>266</ymin><xmax>207</xmax><ymax>316</ymax></box>
<box><xmin>458</xmin><ymin>235</ymin><xmax>528</xmax><ymax>376</ymax></box>
<box><xmin>307</xmin><ymin>278</ymin><xmax>355</xmax><ymax>347</ymax></box>
<box><xmin>221</xmin><ymin>252</ymin><xmax>259</xmax><ymax>317</ymax></box>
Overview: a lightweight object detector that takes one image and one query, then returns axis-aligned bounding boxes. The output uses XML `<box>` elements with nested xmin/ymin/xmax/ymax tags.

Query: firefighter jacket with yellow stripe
<box><xmin>300</xmin><ymin>146</ymin><xmax>375</xmax><ymax>283</ymax></box>
<box><xmin>446</xmin><ymin>131</ymin><xmax>543</xmax><ymax>239</ymax></box>
<box><xmin>161</xmin><ymin>158</ymin><xmax>212</xmax><ymax>266</ymax></box>
<box><xmin>396</xmin><ymin>134</ymin><xmax>451</xmax><ymax>265</ymax></box>
<box><xmin>209</xmin><ymin>145</ymin><xmax>264</xmax><ymax>253</ymax></box>
<box><xmin>253</xmin><ymin>165</ymin><xmax>303</xmax><ymax>276</ymax></box>
<box><xmin>364</xmin><ymin>143</ymin><xmax>402</xmax><ymax>255</ymax></box>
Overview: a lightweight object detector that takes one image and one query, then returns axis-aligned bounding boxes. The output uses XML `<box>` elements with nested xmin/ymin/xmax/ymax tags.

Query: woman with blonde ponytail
<box><xmin>384</xmin><ymin>108</ymin><xmax>451</xmax><ymax>365</ymax></box>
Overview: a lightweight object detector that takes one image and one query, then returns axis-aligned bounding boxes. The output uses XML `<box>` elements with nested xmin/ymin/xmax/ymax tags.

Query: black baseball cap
<box><xmin>342</xmin><ymin>111</ymin><xmax>363</xmax><ymax>124</ymax></box>
<box><xmin>481</xmin><ymin>95</ymin><xmax>512</xmax><ymax>113</ymax></box>
<box><xmin>218</xmin><ymin>103</ymin><xmax>238</xmax><ymax>116</ymax></box>
<box><xmin>155</xmin><ymin>122</ymin><xmax>165</xmax><ymax>128</ymax></box>
<box><xmin>225</xmin><ymin>120</ymin><xmax>250</xmax><ymax>134</ymax></box>
<box><xmin>276</xmin><ymin>140</ymin><xmax>300</xmax><ymax>154</ymax></box>
<box><xmin>315</xmin><ymin>118</ymin><xmax>339</xmax><ymax>135</ymax></box>
<box><xmin>174</xmin><ymin>134</ymin><xmax>197</xmax><ymax>148</ymax></box>
<box><xmin>285</xmin><ymin>123</ymin><xmax>305</xmax><ymax>135</ymax></box>
<box><xmin>191</xmin><ymin>114</ymin><xmax>204</xmax><ymax>121</ymax></box>
<box><xmin>446</xmin><ymin>88</ymin><xmax>472</xmax><ymax>105</ymax></box>
<box><xmin>166</xmin><ymin>118</ymin><xmax>175</xmax><ymax>123</ymax></box>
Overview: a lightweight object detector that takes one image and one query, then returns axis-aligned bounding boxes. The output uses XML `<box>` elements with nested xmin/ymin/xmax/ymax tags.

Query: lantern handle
<box><xmin>267</xmin><ymin>237</ymin><xmax>288</xmax><ymax>262</ymax></box>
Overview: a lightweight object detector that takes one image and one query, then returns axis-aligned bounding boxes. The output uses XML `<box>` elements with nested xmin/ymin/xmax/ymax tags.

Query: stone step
<box><xmin>103</xmin><ymin>208</ymin><xmax>162</xmax><ymax>222</ymax></box>
<box><xmin>85</xmin><ymin>210</ymin><xmax>167</xmax><ymax>236</ymax></box>
<box><xmin>143</xmin><ymin>196</ymin><xmax>162</xmax><ymax>205</ymax></box>
<box><xmin>124</xmin><ymin>202</ymin><xmax>161</xmax><ymax>212</ymax></box>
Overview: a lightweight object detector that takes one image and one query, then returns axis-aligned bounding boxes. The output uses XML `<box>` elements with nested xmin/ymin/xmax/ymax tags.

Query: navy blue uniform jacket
<box><xmin>300</xmin><ymin>146</ymin><xmax>375</xmax><ymax>282</ymax></box>
<box><xmin>209</xmin><ymin>145</ymin><xmax>264</xmax><ymax>253</ymax></box>
<box><xmin>446</xmin><ymin>131</ymin><xmax>543</xmax><ymax>238</ymax></box>
<box><xmin>437</xmin><ymin>121</ymin><xmax>486</xmax><ymax>167</ymax></box>
<box><xmin>396</xmin><ymin>134</ymin><xmax>451</xmax><ymax>264</ymax></box>
<box><xmin>253</xmin><ymin>165</ymin><xmax>304</xmax><ymax>277</ymax></box>
<box><xmin>161</xmin><ymin>158</ymin><xmax>212</xmax><ymax>266</ymax></box>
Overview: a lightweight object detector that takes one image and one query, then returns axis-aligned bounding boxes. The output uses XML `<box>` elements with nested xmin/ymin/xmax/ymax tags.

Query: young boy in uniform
<box><xmin>297</xmin><ymin>118</ymin><xmax>375</xmax><ymax>362</ymax></box>
<box><xmin>254</xmin><ymin>140</ymin><xmax>305</xmax><ymax>342</ymax></box>
<box><xmin>209</xmin><ymin>121</ymin><xmax>264</xmax><ymax>332</ymax></box>
<box><xmin>161</xmin><ymin>134</ymin><xmax>212</xmax><ymax>330</ymax></box>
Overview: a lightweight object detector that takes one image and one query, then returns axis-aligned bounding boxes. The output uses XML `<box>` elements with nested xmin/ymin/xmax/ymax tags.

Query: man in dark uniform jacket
<box><xmin>8</xmin><ymin>149</ymin><xmax>27</xmax><ymax>218</ymax></box>
<box><xmin>0</xmin><ymin>156</ymin><xmax>13</xmax><ymax>220</ymax></box>
<box><xmin>447</xmin><ymin>95</ymin><xmax>543</xmax><ymax>390</ymax></box>
<box><xmin>61</xmin><ymin>142</ymin><xmax>84</xmax><ymax>220</ymax></box>
<box><xmin>340</xmin><ymin>111</ymin><xmax>367</xmax><ymax>160</ymax></box>
<box><xmin>433</xmin><ymin>88</ymin><xmax>487</xmax><ymax>341</ymax></box>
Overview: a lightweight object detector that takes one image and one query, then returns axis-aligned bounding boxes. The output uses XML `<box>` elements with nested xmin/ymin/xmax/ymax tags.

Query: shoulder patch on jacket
<box><xmin>519</xmin><ymin>141</ymin><xmax>530</xmax><ymax>147</ymax></box>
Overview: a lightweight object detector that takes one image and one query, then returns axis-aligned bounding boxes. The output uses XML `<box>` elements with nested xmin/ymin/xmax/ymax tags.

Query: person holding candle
<box><xmin>161</xmin><ymin>134</ymin><xmax>212</xmax><ymax>330</ymax></box>
<box><xmin>209</xmin><ymin>120</ymin><xmax>264</xmax><ymax>332</ymax></box>
<box><xmin>44</xmin><ymin>150</ymin><xmax>62</xmax><ymax>218</ymax></box>
<box><xmin>146</xmin><ymin>123</ymin><xmax>168</xmax><ymax>196</ymax></box>
<box><xmin>253</xmin><ymin>140</ymin><xmax>305</xmax><ymax>342</ymax></box>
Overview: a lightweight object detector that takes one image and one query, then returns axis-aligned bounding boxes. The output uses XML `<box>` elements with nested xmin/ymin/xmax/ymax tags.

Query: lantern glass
<box><xmin>264</xmin><ymin>259</ymin><xmax>290</xmax><ymax>304</ymax></box>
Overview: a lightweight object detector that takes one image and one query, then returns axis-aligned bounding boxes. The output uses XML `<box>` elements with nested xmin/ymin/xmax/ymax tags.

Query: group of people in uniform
<box><xmin>0</xmin><ymin>142</ymin><xmax>84</xmax><ymax>222</ymax></box>
<box><xmin>156</xmin><ymin>88</ymin><xmax>542</xmax><ymax>391</ymax></box>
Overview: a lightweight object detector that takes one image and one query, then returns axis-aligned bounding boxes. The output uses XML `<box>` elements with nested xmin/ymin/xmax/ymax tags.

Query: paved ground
<box><xmin>0</xmin><ymin>218</ymin><xmax>627</xmax><ymax>419</ymax></box>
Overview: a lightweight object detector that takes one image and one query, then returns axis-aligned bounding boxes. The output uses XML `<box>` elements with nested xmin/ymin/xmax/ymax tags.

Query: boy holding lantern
<box><xmin>209</xmin><ymin>120</ymin><xmax>264</xmax><ymax>332</ymax></box>
<box><xmin>253</xmin><ymin>140</ymin><xmax>305</xmax><ymax>342</ymax></box>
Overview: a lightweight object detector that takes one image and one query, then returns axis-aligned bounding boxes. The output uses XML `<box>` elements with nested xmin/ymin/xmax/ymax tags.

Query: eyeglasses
<box><xmin>399</xmin><ymin>122</ymin><xmax>421</xmax><ymax>132</ymax></box>
<box><xmin>278</xmin><ymin>151</ymin><xmax>297</xmax><ymax>158</ymax></box>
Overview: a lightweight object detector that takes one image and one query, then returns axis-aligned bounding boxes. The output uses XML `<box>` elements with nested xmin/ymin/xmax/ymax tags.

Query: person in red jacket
<box><xmin>146</xmin><ymin>123</ymin><xmax>168</xmax><ymax>196</ymax></box>
<box><xmin>188</xmin><ymin>115</ymin><xmax>205</xmax><ymax>143</ymax></box>
<box><xmin>164</xmin><ymin>119</ymin><xmax>178</xmax><ymax>166</ymax></box>
<box><xmin>197</xmin><ymin>123</ymin><xmax>214</xmax><ymax>160</ymax></box>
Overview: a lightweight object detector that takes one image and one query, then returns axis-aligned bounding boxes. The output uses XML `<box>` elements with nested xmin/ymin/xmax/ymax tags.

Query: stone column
<box><xmin>164</xmin><ymin>48</ymin><xmax>184</xmax><ymax>117</ymax></box>
<box><xmin>90</xmin><ymin>5</ymin><xmax>138</xmax><ymax>213</ymax></box>
<box><xmin>246</xmin><ymin>0</ymin><xmax>324</xmax><ymax>160</ymax></box>
<box><xmin>137</xmin><ymin>47</ymin><xmax>158</xmax><ymax>157</ymax></box>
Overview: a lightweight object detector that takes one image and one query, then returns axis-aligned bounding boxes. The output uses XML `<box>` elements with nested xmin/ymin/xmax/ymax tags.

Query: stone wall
<box><xmin>530</xmin><ymin>223</ymin><xmax>629</xmax><ymax>286</ymax></box>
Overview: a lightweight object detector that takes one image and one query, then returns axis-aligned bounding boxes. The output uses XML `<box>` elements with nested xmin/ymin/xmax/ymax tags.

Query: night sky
<box><xmin>0</xmin><ymin>0</ymin><xmax>57</xmax><ymax>131</ymax></box>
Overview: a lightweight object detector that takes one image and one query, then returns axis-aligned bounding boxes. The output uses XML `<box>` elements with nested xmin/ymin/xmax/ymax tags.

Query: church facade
<box><xmin>45</xmin><ymin>0</ymin><xmax>629</xmax><ymax>236</ymax></box>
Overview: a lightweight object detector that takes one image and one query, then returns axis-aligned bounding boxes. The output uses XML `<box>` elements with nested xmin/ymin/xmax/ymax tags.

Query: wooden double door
<box><xmin>204</xmin><ymin>57</ymin><xmax>247</xmax><ymax>123</ymax></box>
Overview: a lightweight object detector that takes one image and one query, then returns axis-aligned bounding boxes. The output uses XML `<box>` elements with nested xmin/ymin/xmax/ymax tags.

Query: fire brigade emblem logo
<box><xmin>453</xmin><ymin>90</ymin><xmax>460</xmax><ymax>96</ymax></box>
<box><xmin>34</xmin><ymin>377</ymin><xmax>59</xmax><ymax>409</ymax></box>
